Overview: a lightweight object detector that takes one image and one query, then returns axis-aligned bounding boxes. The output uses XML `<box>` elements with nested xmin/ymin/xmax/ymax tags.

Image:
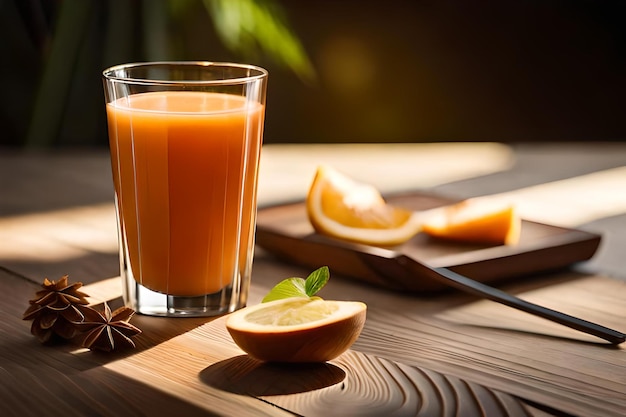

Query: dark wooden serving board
<box><xmin>255</xmin><ymin>192</ymin><xmax>602</xmax><ymax>292</ymax></box>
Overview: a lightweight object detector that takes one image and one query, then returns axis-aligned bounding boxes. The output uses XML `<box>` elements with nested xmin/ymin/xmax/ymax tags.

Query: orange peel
<box><xmin>306</xmin><ymin>165</ymin><xmax>423</xmax><ymax>246</ymax></box>
<box><xmin>422</xmin><ymin>199</ymin><xmax>521</xmax><ymax>245</ymax></box>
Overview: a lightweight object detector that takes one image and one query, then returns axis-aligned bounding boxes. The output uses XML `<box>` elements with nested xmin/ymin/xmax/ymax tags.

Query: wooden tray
<box><xmin>255</xmin><ymin>192</ymin><xmax>602</xmax><ymax>293</ymax></box>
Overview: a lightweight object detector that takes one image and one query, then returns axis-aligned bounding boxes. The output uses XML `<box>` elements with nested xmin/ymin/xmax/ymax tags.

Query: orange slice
<box><xmin>422</xmin><ymin>199</ymin><xmax>521</xmax><ymax>245</ymax></box>
<box><xmin>226</xmin><ymin>297</ymin><xmax>367</xmax><ymax>363</ymax></box>
<box><xmin>306</xmin><ymin>165</ymin><xmax>423</xmax><ymax>246</ymax></box>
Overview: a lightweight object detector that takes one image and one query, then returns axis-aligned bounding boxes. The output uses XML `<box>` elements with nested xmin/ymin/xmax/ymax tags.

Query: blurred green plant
<box><xmin>23</xmin><ymin>0</ymin><xmax>313</xmax><ymax>148</ymax></box>
<box><xmin>204</xmin><ymin>0</ymin><xmax>315</xmax><ymax>82</ymax></box>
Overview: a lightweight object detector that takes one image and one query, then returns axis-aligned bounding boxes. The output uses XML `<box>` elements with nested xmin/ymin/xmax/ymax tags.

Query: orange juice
<box><xmin>107</xmin><ymin>91</ymin><xmax>264</xmax><ymax>296</ymax></box>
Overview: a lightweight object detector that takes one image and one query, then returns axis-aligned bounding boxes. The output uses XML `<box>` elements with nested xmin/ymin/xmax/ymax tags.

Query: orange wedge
<box><xmin>422</xmin><ymin>199</ymin><xmax>521</xmax><ymax>245</ymax></box>
<box><xmin>226</xmin><ymin>297</ymin><xmax>367</xmax><ymax>363</ymax></box>
<box><xmin>306</xmin><ymin>165</ymin><xmax>423</xmax><ymax>246</ymax></box>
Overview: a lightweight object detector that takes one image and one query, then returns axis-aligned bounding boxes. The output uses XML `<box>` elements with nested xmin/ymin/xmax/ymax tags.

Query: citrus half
<box><xmin>422</xmin><ymin>199</ymin><xmax>521</xmax><ymax>245</ymax></box>
<box><xmin>306</xmin><ymin>165</ymin><xmax>423</xmax><ymax>246</ymax></box>
<box><xmin>226</xmin><ymin>297</ymin><xmax>367</xmax><ymax>363</ymax></box>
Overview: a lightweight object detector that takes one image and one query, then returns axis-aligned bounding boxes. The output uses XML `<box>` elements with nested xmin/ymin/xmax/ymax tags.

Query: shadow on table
<box><xmin>199</xmin><ymin>355</ymin><xmax>345</xmax><ymax>396</ymax></box>
<box><xmin>453</xmin><ymin>322</ymin><xmax>624</xmax><ymax>348</ymax></box>
<box><xmin>4</xmin><ymin>270</ymin><xmax>216</xmax><ymax>370</ymax></box>
<box><xmin>1</xmin><ymin>253</ymin><xmax>120</xmax><ymax>287</ymax></box>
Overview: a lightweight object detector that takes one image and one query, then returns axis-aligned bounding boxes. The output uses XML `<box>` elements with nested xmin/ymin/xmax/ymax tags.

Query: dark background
<box><xmin>1</xmin><ymin>0</ymin><xmax>624</xmax><ymax>148</ymax></box>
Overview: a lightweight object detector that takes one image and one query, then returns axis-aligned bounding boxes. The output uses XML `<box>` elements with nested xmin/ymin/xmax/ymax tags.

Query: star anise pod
<box><xmin>23</xmin><ymin>275</ymin><xmax>90</xmax><ymax>343</ymax></box>
<box><xmin>75</xmin><ymin>302</ymin><xmax>142</xmax><ymax>352</ymax></box>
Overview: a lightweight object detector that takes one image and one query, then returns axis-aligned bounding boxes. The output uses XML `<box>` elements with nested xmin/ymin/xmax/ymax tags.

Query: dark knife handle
<box><xmin>432</xmin><ymin>265</ymin><xmax>626</xmax><ymax>345</ymax></box>
<box><xmin>396</xmin><ymin>254</ymin><xmax>625</xmax><ymax>344</ymax></box>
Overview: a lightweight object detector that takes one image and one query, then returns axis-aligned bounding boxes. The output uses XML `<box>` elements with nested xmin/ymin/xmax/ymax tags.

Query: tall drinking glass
<box><xmin>102</xmin><ymin>62</ymin><xmax>268</xmax><ymax>317</ymax></box>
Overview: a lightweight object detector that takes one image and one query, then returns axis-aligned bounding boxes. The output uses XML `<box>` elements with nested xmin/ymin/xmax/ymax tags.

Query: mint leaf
<box><xmin>304</xmin><ymin>266</ymin><xmax>329</xmax><ymax>297</ymax></box>
<box><xmin>261</xmin><ymin>277</ymin><xmax>307</xmax><ymax>302</ymax></box>
<box><xmin>261</xmin><ymin>266</ymin><xmax>331</xmax><ymax>303</ymax></box>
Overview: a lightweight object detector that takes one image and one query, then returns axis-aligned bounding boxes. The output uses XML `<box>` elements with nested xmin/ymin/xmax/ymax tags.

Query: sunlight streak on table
<box><xmin>1</xmin><ymin>145</ymin><xmax>623</xmax><ymax>283</ymax></box>
<box><xmin>484</xmin><ymin>166</ymin><xmax>626</xmax><ymax>228</ymax></box>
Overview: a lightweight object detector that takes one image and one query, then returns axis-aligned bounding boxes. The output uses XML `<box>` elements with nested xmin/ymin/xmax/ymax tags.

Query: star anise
<box><xmin>75</xmin><ymin>302</ymin><xmax>142</xmax><ymax>352</ymax></box>
<box><xmin>23</xmin><ymin>275</ymin><xmax>90</xmax><ymax>343</ymax></box>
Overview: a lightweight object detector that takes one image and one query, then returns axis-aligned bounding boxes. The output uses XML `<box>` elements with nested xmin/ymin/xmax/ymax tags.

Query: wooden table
<box><xmin>1</xmin><ymin>142</ymin><xmax>625</xmax><ymax>416</ymax></box>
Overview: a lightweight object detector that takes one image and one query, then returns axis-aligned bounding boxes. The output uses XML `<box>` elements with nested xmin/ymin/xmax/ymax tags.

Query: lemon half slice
<box><xmin>226</xmin><ymin>297</ymin><xmax>366</xmax><ymax>363</ymax></box>
<box><xmin>306</xmin><ymin>165</ymin><xmax>423</xmax><ymax>246</ymax></box>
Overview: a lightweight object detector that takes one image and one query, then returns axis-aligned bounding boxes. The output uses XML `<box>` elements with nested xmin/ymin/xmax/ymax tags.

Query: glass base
<box><xmin>126</xmin><ymin>281</ymin><xmax>242</xmax><ymax>317</ymax></box>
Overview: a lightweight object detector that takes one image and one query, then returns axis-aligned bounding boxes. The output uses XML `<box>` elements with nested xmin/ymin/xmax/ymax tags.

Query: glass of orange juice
<box><xmin>102</xmin><ymin>62</ymin><xmax>267</xmax><ymax>316</ymax></box>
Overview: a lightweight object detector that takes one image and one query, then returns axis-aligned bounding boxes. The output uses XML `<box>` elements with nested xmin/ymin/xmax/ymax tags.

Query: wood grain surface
<box><xmin>4</xmin><ymin>261</ymin><xmax>623</xmax><ymax>416</ymax></box>
<box><xmin>1</xmin><ymin>143</ymin><xmax>625</xmax><ymax>416</ymax></box>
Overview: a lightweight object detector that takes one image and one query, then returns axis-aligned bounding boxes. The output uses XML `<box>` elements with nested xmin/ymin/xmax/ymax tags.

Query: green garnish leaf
<box><xmin>262</xmin><ymin>277</ymin><xmax>306</xmax><ymax>302</ymax></box>
<box><xmin>304</xmin><ymin>266</ymin><xmax>329</xmax><ymax>297</ymax></box>
<box><xmin>261</xmin><ymin>266</ymin><xmax>330</xmax><ymax>303</ymax></box>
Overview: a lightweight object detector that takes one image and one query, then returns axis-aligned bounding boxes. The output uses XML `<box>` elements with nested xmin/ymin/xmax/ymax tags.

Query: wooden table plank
<box><xmin>54</xmin><ymin>256</ymin><xmax>626</xmax><ymax>416</ymax></box>
<box><xmin>0</xmin><ymin>268</ymin><xmax>293</xmax><ymax>417</ymax></box>
<box><xmin>258</xmin><ymin>260</ymin><xmax>626</xmax><ymax>414</ymax></box>
<box><xmin>1</xmin><ymin>143</ymin><xmax>625</xmax><ymax>416</ymax></box>
<box><xmin>0</xmin><ymin>266</ymin><xmax>563</xmax><ymax>417</ymax></box>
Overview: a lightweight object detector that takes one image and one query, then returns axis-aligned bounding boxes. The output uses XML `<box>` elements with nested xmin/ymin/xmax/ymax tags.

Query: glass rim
<box><xmin>102</xmin><ymin>61</ymin><xmax>268</xmax><ymax>86</ymax></box>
